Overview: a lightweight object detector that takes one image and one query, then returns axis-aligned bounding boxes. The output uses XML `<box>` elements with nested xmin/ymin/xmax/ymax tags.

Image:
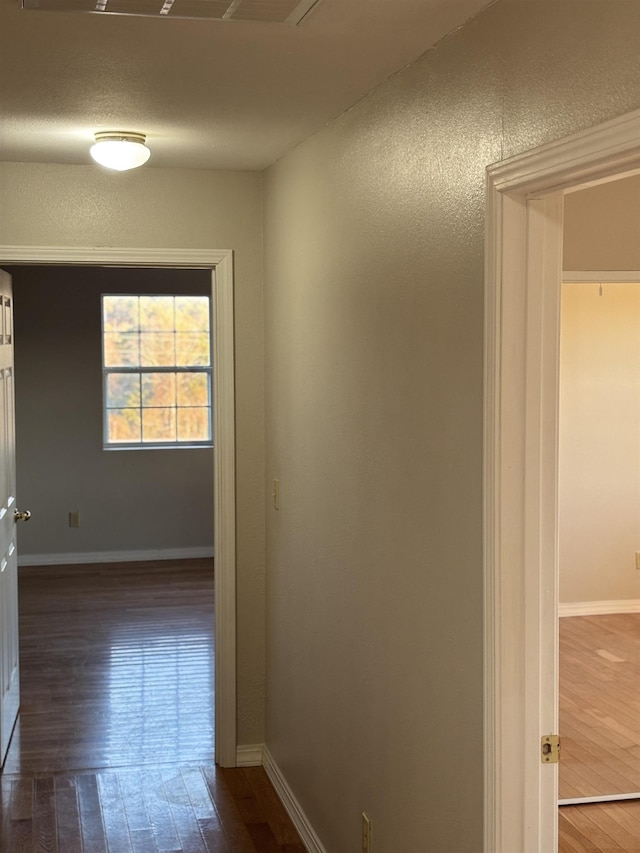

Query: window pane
<box><xmin>176</xmin><ymin>296</ymin><xmax>210</xmax><ymax>332</ymax></box>
<box><xmin>176</xmin><ymin>333</ymin><xmax>211</xmax><ymax>366</ymax></box>
<box><xmin>107</xmin><ymin>373</ymin><xmax>140</xmax><ymax>408</ymax></box>
<box><xmin>103</xmin><ymin>296</ymin><xmax>139</xmax><ymax>332</ymax></box>
<box><xmin>104</xmin><ymin>332</ymin><xmax>140</xmax><ymax>367</ymax></box>
<box><xmin>142</xmin><ymin>408</ymin><xmax>176</xmax><ymax>442</ymax></box>
<box><xmin>140</xmin><ymin>296</ymin><xmax>175</xmax><ymax>332</ymax></box>
<box><xmin>178</xmin><ymin>407</ymin><xmax>210</xmax><ymax>442</ymax></box>
<box><xmin>176</xmin><ymin>372</ymin><xmax>209</xmax><ymax>407</ymax></box>
<box><xmin>140</xmin><ymin>332</ymin><xmax>176</xmax><ymax>366</ymax></box>
<box><xmin>103</xmin><ymin>292</ymin><xmax>213</xmax><ymax>448</ymax></box>
<box><xmin>107</xmin><ymin>409</ymin><xmax>141</xmax><ymax>443</ymax></box>
<box><xmin>142</xmin><ymin>373</ymin><xmax>176</xmax><ymax>407</ymax></box>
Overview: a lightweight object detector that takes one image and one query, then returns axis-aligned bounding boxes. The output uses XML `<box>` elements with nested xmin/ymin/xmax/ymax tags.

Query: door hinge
<box><xmin>541</xmin><ymin>735</ymin><xmax>561</xmax><ymax>764</ymax></box>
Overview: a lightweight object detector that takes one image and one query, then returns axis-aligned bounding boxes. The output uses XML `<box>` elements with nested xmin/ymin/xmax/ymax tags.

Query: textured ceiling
<box><xmin>0</xmin><ymin>0</ymin><xmax>492</xmax><ymax>170</ymax></box>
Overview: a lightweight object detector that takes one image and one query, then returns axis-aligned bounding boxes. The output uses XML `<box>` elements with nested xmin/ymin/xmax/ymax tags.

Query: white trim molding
<box><xmin>18</xmin><ymin>546</ymin><xmax>214</xmax><ymax>567</ymax></box>
<box><xmin>234</xmin><ymin>744</ymin><xmax>326</xmax><ymax>852</ymax></box>
<box><xmin>485</xmin><ymin>107</ymin><xmax>640</xmax><ymax>853</ymax></box>
<box><xmin>559</xmin><ymin>791</ymin><xmax>640</xmax><ymax>806</ymax></box>
<box><xmin>263</xmin><ymin>747</ymin><xmax>327</xmax><ymax>853</ymax></box>
<box><xmin>559</xmin><ymin>599</ymin><xmax>640</xmax><ymax>617</ymax></box>
<box><xmin>0</xmin><ymin>245</ymin><xmax>237</xmax><ymax>768</ymax></box>
<box><xmin>235</xmin><ymin>744</ymin><xmax>264</xmax><ymax>767</ymax></box>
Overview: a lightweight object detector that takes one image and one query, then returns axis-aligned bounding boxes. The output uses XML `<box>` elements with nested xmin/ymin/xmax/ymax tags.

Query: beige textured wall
<box><xmin>0</xmin><ymin>163</ymin><xmax>265</xmax><ymax>745</ymax></box>
<box><xmin>559</xmin><ymin>284</ymin><xmax>640</xmax><ymax>604</ymax></box>
<box><xmin>263</xmin><ymin>1</ymin><xmax>640</xmax><ymax>851</ymax></box>
<box><xmin>564</xmin><ymin>174</ymin><xmax>640</xmax><ymax>270</ymax></box>
<box><xmin>10</xmin><ymin>265</ymin><xmax>214</xmax><ymax>560</ymax></box>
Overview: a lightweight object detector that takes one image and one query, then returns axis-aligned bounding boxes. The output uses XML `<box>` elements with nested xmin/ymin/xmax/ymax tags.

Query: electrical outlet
<box><xmin>68</xmin><ymin>511</ymin><xmax>80</xmax><ymax>528</ymax></box>
<box><xmin>361</xmin><ymin>812</ymin><xmax>372</xmax><ymax>853</ymax></box>
<box><xmin>636</xmin><ymin>552</ymin><xmax>640</xmax><ymax>570</ymax></box>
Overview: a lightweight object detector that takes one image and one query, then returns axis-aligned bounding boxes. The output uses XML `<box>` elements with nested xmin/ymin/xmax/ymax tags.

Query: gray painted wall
<box><xmin>263</xmin><ymin>1</ymin><xmax>640</xmax><ymax>851</ymax></box>
<box><xmin>9</xmin><ymin>265</ymin><xmax>214</xmax><ymax>560</ymax></box>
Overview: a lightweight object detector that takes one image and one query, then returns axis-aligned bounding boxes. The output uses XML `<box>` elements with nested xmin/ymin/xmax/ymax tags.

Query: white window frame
<box><xmin>101</xmin><ymin>292</ymin><xmax>214</xmax><ymax>451</ymax></box>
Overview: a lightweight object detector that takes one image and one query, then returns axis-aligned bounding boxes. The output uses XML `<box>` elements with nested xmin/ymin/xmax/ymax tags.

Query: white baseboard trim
<box><xmin>236</xmin><ymin>744</ymin><xmax>264</xmax><ymax>767</ymax></box>
<box><xmin>18</xmin><ymin>546</ymin><xmax>214</xmax><ymax>567</ymax></box>
<box><xmin>263</xmin><ymin>746</ymin><xmax>326</xmax><ymax>853</ymax></box>
<box><xmin>559</xmin><ymin>599</ymin><xmax>640</xmax><ymax>617</ymax></box>
<box><xmin>559</xmin><ymin>791</ymin><xmax>640</xmax><ymax>806</ymax></box>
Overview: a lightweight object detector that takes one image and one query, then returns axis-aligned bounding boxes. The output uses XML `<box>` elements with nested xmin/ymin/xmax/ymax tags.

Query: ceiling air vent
<box><xmin>20</xmin><ymin>0</ymin><xmax>323</xmax><ymax>24</ymax></box>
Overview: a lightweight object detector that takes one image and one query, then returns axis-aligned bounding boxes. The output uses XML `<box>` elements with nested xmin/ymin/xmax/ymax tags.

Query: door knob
<box><xmin>14</xmin><ymin>509</ymin><xmax>31</xmax><ymax>522</ymax></box>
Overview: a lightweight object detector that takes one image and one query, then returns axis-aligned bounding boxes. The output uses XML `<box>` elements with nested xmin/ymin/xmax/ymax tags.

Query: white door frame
<box><xmin>484</xmin><ymin>108</ymin><xmax>640</xmax><ymax>853</ymax></box>
<box><xmin>0</xmin><ymin>245</ymin><xmax>237</xmax><ymax>768</ymax></box>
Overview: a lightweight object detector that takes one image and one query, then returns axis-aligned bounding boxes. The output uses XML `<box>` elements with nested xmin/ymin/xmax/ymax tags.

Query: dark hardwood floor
<box><xmin>0</xmin><ymin>560</ymin><xmax>305</xmax><ymax>852</ymax></box>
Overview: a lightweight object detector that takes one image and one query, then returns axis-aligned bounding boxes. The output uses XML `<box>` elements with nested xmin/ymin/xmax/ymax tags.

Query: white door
<box><xmin>0</xmin><ymin>269</ymin><xmax>22</xmax><ymax>766</ymax></box>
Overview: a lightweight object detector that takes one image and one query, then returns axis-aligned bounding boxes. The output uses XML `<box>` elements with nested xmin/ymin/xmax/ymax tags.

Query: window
<box><xmin>102</xmin><ymin>294</ymin><xmax>213</xmax><ymax>449</ymax></box>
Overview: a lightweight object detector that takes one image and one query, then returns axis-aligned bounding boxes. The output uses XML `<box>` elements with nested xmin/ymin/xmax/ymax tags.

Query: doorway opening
<box><xmin>0</xmin><ymin>245</ymin><xmax>237</xmax><ymax>770</ymax></box>
<box><xmin>556</xmin><ymin>273</ymin><xmax>640</xmax><ymax>853</ymax></box>
<box><xmin>4</xmin><ymin>263</ymin><xmax>218</xmax><ymax>775</ymax></box>
<box><xmin>484</xmin><ymin>109</ymin><xmax>640</xmax><ymax>853</ymax></box>
<box><xmin>557</xmin><ymin>268</ymin><xmax>640</xmax><ymax>811</ymax></box>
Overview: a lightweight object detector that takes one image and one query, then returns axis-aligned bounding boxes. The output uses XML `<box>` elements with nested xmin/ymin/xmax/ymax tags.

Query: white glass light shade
<box><xmin>90</xmin><ymin>132</ymin><xmax>151</xmax><ymax>171</ymax></box>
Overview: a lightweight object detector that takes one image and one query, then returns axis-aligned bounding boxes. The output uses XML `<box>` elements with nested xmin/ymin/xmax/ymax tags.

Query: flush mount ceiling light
<box><xmin>90</xmin><ymin>131</ymin><xmax>151</xmax><ymax>171</ymax></box>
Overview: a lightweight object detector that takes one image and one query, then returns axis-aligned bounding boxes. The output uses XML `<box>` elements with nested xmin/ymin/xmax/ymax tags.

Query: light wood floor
<box><xmin>560</xmin><ymin>613</ymin><xmax>640</xmax><ymax>799</ymax></box>
<box><xmin>558</xmin><ymin>613</ymin><xmax>640</xmax><ymax>853</ymax></box>
<box><xmin>559</xmin><ymin>799</ymin><xmax>640</xmax><ymax>852</ymax></box>
<box><xmin>0</xmin><ymin>560</ymin><xmax>305</xmax><ymax>852</ymax></box>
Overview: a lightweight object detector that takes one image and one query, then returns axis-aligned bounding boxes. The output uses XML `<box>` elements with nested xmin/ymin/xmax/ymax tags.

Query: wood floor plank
<box><xmin>560</xmin><ymin>802</ymin><xmax>640</xmax><ymax>852</ymax></box>
<box><xmin>6</xmin><ymin>817</ymin><xmax>33</xmax><ymax>853</ymax></box>
<box><xmin>130</xmin><ymin>827</ymin><xmax>162</xmax><ymax>853</ymax></box>
<box><xmin>33</xmin><ymin>776</ymin><xmax>58</xmax><ymax>853</ymax></box>
<box><xmin>97</xmin><ymin>772</ymin><xmax>134</xmax><ymax>853</ymax></box>
<box><xmin>180</xmin><ymin>767</ymin><xmax>218</xmax><ymax>821</ymax></box>
<box><xmin>201</xmin><ymin>765</ymin><xmax>257</xmax><ymax>852</ymax></box>
<box><xmin>218</xmin><ymin>767</ymin><xmax>267</xmax><ymax>840</ymax></box>
<box><xmin>0</xmin><ymin>560</ymin><xmax>305</xmax><ymax>853</ymax></box>
<box><xmin>242</xmin><ymin>766</ymin><xmax>304</xmax><ymax>847</ymax></box>
<box><xmin>559</xmin><ymin>810</ymin><xmax>600</xmax><ymax>853</ymax></box>
<box><xmin>76</xmin><ymin>773</ymin><xmax>109</xmax><ymax>853</ymax></box>
<box><xmin>245</xmin><ymin>821</ymin><xmax>281</xmax><ymax>852</ymax></box>
<box><xmin>600</xmin><ymin>800</ymin><xmax>640</xmax><ymax>841</ymax></box>
<box><xmin>10</xmin><ymin>777</ymin><xmax>33</xmax><ymax>821</ymax></box>
<box><xmin>180</xmin><ymin>767</ymin><xmax>232</xmax><ymax>852</ymax></box>
<box><xmin>140</xmin><ymin>770</ymin><xmax>182</xmax><ymax>852</ymax></box>
<box><xmin>160</xmin><ymin>767</ymin><xmax>207</xmax><ymax>853</ymax></box>
<box><xmin>119</xmin><ymin>770</ymin><xmax>154</xmax><ymax>835</ymax></box>
<box><xmin>197</xmin><ymin>816</ymin><xmax>233</xmax><ymax>853</ymax></box>
<box><xmin>54</xmin><ymin>776</ymin><xmax>83</xmax><ymax>853</ymax></box>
